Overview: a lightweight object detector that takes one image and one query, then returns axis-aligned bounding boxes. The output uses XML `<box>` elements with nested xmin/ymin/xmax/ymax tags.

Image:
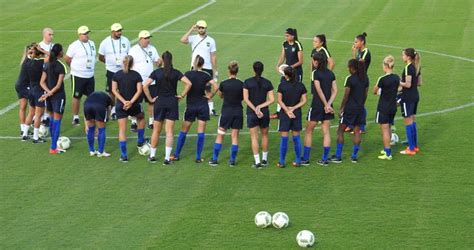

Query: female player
<box><xmin>39</xmin><ymin>44</ymin><xmax>67</xmax><ymax>154</ymax></box>
<box><xmin>111</xmin><ymin>55</ymin><xmax>147</xmax><ymax>162</ymax></box>
<box><xmin>347</xmin><ymin>32</ymin><xmax>371</xmax><ymax>133</ymax></box>
<box><xmin>399</xmin><ymin>48</ymin><xmax>421</xmax><ymax>155</ymax></box>
<box><xmin>17</xmin><ymin>43</ymin><xmax>34</xmax><ymax>140</ymax></box>
<box><xmin>272</xmin><ymin>28</ymin><xmax>303</xmax><ymax>119</ymax></box>
<box><xmin>143</xmin><ymin>51</ymin><xmax>192</xmax><ymax>165</ymax></box>
<box><xmin>208</xmin><ymin>61</ymin><xmax>244</xmax><ymax>167</ymax></box>
<box><xmin>25</xmin><ymin>45</ymin><xmax>46</xmax><ymax>143</ymax></box>
<box><xmin>373</xmin><ymin>55</ymin><xmax>400</xmax><ymax>160</ymax></box>
<box><xmin>277</xmin><ymin>66</ymin><xmax>307</xmax><ymax>168</ymax></box>
<box><xmin>330</xmin><ymin>59</ymin><xmax>368</xmax><ymax>163</ymax></box>
<box><xmin>302</xmin><ymin>52</ymin><xmax>337</xmax><ymax>167</ymax></box>
<box><xmin>311</xmin><ymin>34</ymin><xmax>335</xmax><ymax>70</ymax></box>
<box><xmin>83</xmin><ymin>91</ymin><xmax>114</xmax><ymax>157</ymax></box>
<box><xmin>243</xmin><ymin>61</ymin><xmax>274</xmax><ymax>169</ymax></box>
<box><xmin>171</xmin><ymin>55</ymin><xmax>217</xmax><ymax>163</ymax></box>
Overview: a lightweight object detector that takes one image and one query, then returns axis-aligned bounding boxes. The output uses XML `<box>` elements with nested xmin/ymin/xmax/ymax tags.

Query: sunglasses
<box><xmin>197</xmin><ymin>26</ymin><xmax>206</xmax><ymax>30</ymax></box>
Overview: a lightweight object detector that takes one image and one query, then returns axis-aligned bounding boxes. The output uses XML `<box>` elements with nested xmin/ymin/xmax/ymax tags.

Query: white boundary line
<box><xmin>0</xmin><ymin>102</ymin><xmax>472</xmax><ymax>140</ymax></box>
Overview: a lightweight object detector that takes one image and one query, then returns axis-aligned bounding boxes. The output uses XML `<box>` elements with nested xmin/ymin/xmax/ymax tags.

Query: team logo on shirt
<box><xmin>206</xmin><ymin>42</ymin><xmax>210</xmax><ymax>47</ymax></box>
<box><xmin>91</xmin><ymin>46</ymin><xmax>95</xmax><ymax>51</ymax></box>
<box><xmin>122</xmin><ymin>43</ymin><xmax>126</xmax><ymax>48</ymax></box>
<box><xmin>292</xmin><ymin>47</ymin><xmax>295</xmax><ymax>52</ymax></box>
<box><xmin>148</xmin><ymin>51</ymin><xmax>152</xmax><ymax>56</ymax></box>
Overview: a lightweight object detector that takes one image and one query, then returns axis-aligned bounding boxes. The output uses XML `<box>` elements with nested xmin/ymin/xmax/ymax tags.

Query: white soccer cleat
<box><xmin>97</xmin><ymin>152</ymin><xmax>111</xmax><ymax>158</ymax></box>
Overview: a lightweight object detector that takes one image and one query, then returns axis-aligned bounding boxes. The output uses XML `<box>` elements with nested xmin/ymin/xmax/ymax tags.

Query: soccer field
<box><xmin>1</xmin><ymin>0</ymin><xmax>473</xmax><ymax>248</ymax></box>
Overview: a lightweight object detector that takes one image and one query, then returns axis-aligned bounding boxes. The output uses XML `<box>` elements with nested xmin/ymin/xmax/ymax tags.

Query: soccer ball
<box><xmin>57</xmin><ymin>136</ymin><xmax>71</xmax><ymax>150</ymax></box>
<box><xmin>254</xmin><ymin>211</ymin><xmax>272</xmax><ymax>228</ymax></box>
<box><xmin>272</xmin><ymin>212</ymin><xmax>289</xmax><ymax>229</ymax></box>
<box><xmin>38</xmin><ymin>125</ymin><xmax>49</xmax><ymax>139</ymax></box>
<box><xmin>278</xmin><ymin>64</ymin><xmax>289</xmax><ymax>76</ymax></box>
<box><xmin>138</xmin><ymin>143</ymin><xmax>151</xmax><ymax>156</ymax></box>
<box><xmin>391</xmin><ymin>133</ymin><xmax>399</xmax><ymax>145</ymax></box>
<box><xmin>296</xmin><ymin>230</ymin><xmax>315</xmax><ymax>248</ymax></box>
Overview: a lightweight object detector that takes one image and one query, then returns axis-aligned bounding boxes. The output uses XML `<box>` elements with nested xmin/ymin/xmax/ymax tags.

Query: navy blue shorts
<box><xmin>84</xmin><ymin>102</ymin><xmax>108</xmax><ymax>122</ymax></box>
<box><xmin>278</xmin><ymin>112</ymin><xmax>302</xmax><ymax>132</ymax></box>
<box><xmin>375</xmin><ymin>111</ymin><xmax>395</xmax><ymax>125</ymax></box>
<box><xmin>307</xmin><ymin>107</ymin><xmax>334</xmax><ymax>122</ymax></box>
<box><xmin>340</xmin><ymin>112</ymin><xmax>364</xmax><ymax>127</ymax></box>
<box><xmin>15</xmin><ymin>84</ymin><xmax>29</xmax><ymax>99</ymax></box>
<box><xmin>219</xmin><ymin>111</ymin><xmax>243</xmax><ymax>130</ymax></box>
<box><xmin>184</xmin><ymin>103</ymin><xmax>210</xmax><ymax>122</ymax></box>
<box><xmin>116</xmin><ymin>101</ymin><xmax>143</xmax><ymax>119</ymax></box>
<box><xmin>105</xmin><ymin>70</ymin><xmax>115</xmax><ymax>93</ymax></box>
<box><xmin>154</xmin><ymin>97</ymin><xmax>179</xmax><ymax>121</ymax></box>
<box><xmin>28</xmin><ymin>89</ymin><xmax>45</xmax><ymax>108</ymax></box>
<box><xmin>49</xmin><ymin>96</ymin><xmax>66</xmax><ymax>114</ymax></box>
<box><xmin>72</xmin><ymin>75</ymin><xmax>95</xmax><ymax>98</ymax></box>
<box><xmin>247</xmin><ymin>109</ymin><xmax>270</xmax><ymax>128</ymax></box>
<box><xmin>401</xmin><ymin>101</ymin><xmax>418</xmax><ymax>117</ymax></box>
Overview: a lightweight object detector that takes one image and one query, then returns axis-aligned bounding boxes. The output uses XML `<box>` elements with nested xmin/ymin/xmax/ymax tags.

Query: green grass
<box><xmin>1</xmin><ymin>0</ymin><xmax>473</xmax><ymax>248</ymax></box>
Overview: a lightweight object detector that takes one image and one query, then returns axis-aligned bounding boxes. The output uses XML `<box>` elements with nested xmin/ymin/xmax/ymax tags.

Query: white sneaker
<box><xmin>97</xmin><ymin>152</ymin><xmax>111</xmax><ymax>158</ymax></box>
<box><xmin>90</xmin><ymin>151</ymin><xmax>97</xmax><ymax>156</ymax></box>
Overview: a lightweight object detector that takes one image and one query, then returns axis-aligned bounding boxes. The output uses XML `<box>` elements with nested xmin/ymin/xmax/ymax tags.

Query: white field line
<box><xmin>0</xmin><ymin>0</ymin><xmax>216</xmax><ymax>117</ymax></box>
<box><xmin>0</xmin><ymin>102</ymin><xmax>472</xmax><ymax>140</ymax></box>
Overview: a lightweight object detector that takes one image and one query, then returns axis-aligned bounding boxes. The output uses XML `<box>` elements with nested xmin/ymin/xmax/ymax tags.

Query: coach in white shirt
<box><xmin>180</xmin><ymin>20</ymin><xmax>218</xmax><ymax>116</ymax></box>
<box><xmin>128</xmin><ymin>30</ymin><xmax>161</xmax><ymax>129</ymax></box>
<box><xmin>65</xmin><ymin>25</ymin><xmax>96</xmax><ymax>125</ymax></box>
<box><xmin>98</xmin><ymin>23</ymin><xmax>130</xmax><ymax>120</ymax></box>
<box><xmin>38</xmin><ymin>27</ymin><xmax>54</xmax><ymax>56</ymax></box>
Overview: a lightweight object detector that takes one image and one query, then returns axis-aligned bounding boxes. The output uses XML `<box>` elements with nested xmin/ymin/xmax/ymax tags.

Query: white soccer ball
<box><xmin>296</xmin><ymin>230</ymin><xmax>316</xmax><ymax>248</ymax></box>
<box><xmin>138</xmin><ymin>143</ymin><xmax>151</xmax><ymax>156</ymax></box>
<box><xmin>272</xmin><ymin>212</ymin><xmax>289</xmax><ymax>229</ymax></box>
<box><xmin>57</xmin><ymin>136</ymin><xmax>71</xmax><ymax>150</ymax></box>
<box><xmin>391</xmin><ymin>133</ymin><xmax>399</xmax><ymax>144</ymax></box>
<box><xmin>278</xmin><ymin>64</ymin><xmax>289</xmax><ymax>76</ymax></box>
<box><xmin>38</xmin><ymin>125</ymin><xmax>49</xmax><ymax>139</ymax></box>
<box><xmin>254</xmin><ymin>211</ymin><xmax>272</xmax><ymax>228</ymax></box>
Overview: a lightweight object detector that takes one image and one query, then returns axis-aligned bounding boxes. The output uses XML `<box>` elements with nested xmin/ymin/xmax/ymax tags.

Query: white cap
<box><xmin>77</xmin><ymin>25</ymin><xmax>90</xmax><ymax>35</ymax></box>
<box><xmin>111</xmin><ymin>23</ymin><xmax>123</xmax><ymax>31</ymax></box>
<box><xmin>138</xmin><ymin>30</ymin><xmax>152</xmax><ymax>39</ymax></box>
<box><xmin>196</xmin><ymin>20</ymin><xmax>207</xmax><ymax>28</ymax></box>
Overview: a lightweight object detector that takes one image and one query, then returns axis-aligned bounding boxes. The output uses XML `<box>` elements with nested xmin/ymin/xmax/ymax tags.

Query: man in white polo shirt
<box><xmin>128</xmin><ymin>30</ymin><xmax>161</xmax><ymax>130</ymax></box>
<box><xmin>180</xmin><ymin>20</ymin><xmax>218</xmax><ymax>116</ymax></box>
<box><xmin>98</xmin><ymin>23</ymin><xmax>130</xmax><ymax>120</ymax></box>
<box><xmin>65</xmin><ymin>25</ymin><xmax>96</xmax><ymax>126</ymax></box>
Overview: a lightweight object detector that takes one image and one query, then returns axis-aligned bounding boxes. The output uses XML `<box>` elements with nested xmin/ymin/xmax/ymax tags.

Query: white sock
<box><xmin>276</xmin><ymin>104</ymin><xmax>281</xmax><ymax>112</ymax></box>
<box><xmin>208</xmin><ymin>101</ymin><xmax>214</xmax><ymax>111</ymax></box>
<box><xmin>148</xmin><ymin>117</ymin><xmax>153</xmax><ymax>125</ymax></box>
<box><xmin>73</xmin><ymin>115</ymin><xmax>79</xmax><ymax>120</ymax></box>
<box><xmin>33</xmin><ymin>128</ymin><xmax>39</xmax><ymax>140</ymax></box>
<box><xmin>42</xmin><ymin>113</ymin><xmax>50</xmax><ymax>120</ymax></box>
<box><xmin>254</xmin><ymin>154</ymin><xmax>260</xmax><ymax>164</ymax></box>
<box><xmin>150</xmin><ymin>147</ymin><xmax>156</xmax><ymax>158</ymax></box>
<box><xmin>111</xmin><ymin>106</ymin><xmax>116</xmax><ymax>114</ymax></box>
<box><xmin>262</xmin><ymin>151</ymin><xmax>268</xmax><ymax>161</ymax></box>
<box><xmin>165</xmin><ymin>147</ymin><xmax>172</xmax><ymax>160</ymax></box>
<box><xmin>21</xmin><ymin>124</ymin><xmax>28</xmax><ymax>136</ymax></box>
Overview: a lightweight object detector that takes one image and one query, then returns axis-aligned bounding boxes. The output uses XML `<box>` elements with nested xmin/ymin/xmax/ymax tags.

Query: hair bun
<box><xmin>362</xmin><ymin>32</ymin><xmax>367</xmax><ymax>37</ymax></box>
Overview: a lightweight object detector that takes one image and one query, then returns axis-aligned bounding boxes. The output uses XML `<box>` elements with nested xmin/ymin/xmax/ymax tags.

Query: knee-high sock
<box><xmin>137</xmin><ymin>129</ymin><xmax>145</xmax><ymax>145</ymax></box>
<box><xmin>174</xmin><ymin>131</ymin><xmax>187</xmax><ymax>158</ymax></box>
<box><xmin>119</xmin><ymin>140</ymin><xmax>127</xmax><ymax>158</ymax></box>
<box><xmin>98</xmin><ymin>128</ymin><xmax>106</xmax><ymax>154</ymax></box>
<box><xmin>279</xmin><ymin>136</ymin><xmax>289</xmax><ymax>164</ymax></box>
<box><xmin>196</xmin><ymin>133</ymin><xmax>205</xmax><ymax>160</ymax></box>
<box><xmin>412</xmin><ymin>122</ymin><xmax>418</xmax><ymax>147</ymax></box>
<box><xmin>406</xmin><ymin>124</ymin><xmax>414</xmax><ymax>150</ymax></box>
<box><xmin>51</xmin><ymin>119</ymin><xmax>61</xmax><ymax>150</ymax></box>
<box><xmin>303</xmin><ymin>146</ymin><xmax>311</xmax><ymax>161</ymax></box>
<box><xmin>87</xmin><ymin>125</ymin><xmax>96</xmax><ymax>152</ymax></box>
<box><xmin>293</xmin><ymin>135</ymin><xmax>302</xmax><ymax>164</ymax></box>
<box><xmin>352</xmin><ymin>144</ymin><xmax>360</xmax><ymax>159</ymax></box>
<box><xmin>230</xmin><ymin>144</ymin><xmax>239</xmax><ymax>162</ymax></box>
<box><xmin>212</xmin><ymin>143</ymin><xmax>222</xmax><ymax>161</ymax></box>
<box><xmin>335</xmin><ymin>143</ymin><xmax>343</xmax><ymax>158</ymax></box>
<box><xmin>322</xmin><ymin>146</ymin><xmax>330</xmax><ymax>161</ymax></box>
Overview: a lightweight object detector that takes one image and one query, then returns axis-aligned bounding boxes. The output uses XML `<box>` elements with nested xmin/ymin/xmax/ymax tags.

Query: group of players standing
<box><xmin>15</xmin><ymin>20</ymin><xmax>422</xmax><ymax>168</ymax></box>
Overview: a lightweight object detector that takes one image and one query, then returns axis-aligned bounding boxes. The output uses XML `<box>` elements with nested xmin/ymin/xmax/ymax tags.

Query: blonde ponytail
<box><xmin>123</xmin><ymin>55</ymin><xmax>134</xmax><ymax>74</ymax></box>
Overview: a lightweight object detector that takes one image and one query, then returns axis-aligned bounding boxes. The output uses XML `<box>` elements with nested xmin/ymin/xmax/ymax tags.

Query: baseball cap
<box><xmin>77</xmin><ymin>25</ymin><xmax>90</xmax><ymax>35</ymax></box>
<box><xmin>111</xmin><ymin>23</ymin><xmax>123</xmax><ymax>32</ymax></box>
<box><xmin>138</xmin><ymin>30</ymin><xmax>152</xmax><ymax>39</ymax></box>
<box><xmin>196</xmin><ymin>20</ymin><xmax>207</xmax><ymax>28</ymax></box>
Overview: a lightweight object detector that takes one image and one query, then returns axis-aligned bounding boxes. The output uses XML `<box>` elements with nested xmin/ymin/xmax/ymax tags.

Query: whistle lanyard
<box><xmin>140</xmin><ymin>46</ymin><xmax>153</xmax><ymax>63</ymax></box>
<box><xmin>80</xmin><ymin>41</ymin><xmax>93</xmax><ymax>58</ymax></box>
<box><xmin>111</xmin><ymin>37</ymin><xmax>122</xmax><ymax>58</ymax></box>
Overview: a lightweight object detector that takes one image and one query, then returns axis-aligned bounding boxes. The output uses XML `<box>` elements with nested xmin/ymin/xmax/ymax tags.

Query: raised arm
<box><xmin>180</xmin><ymin>25</ymin><xmax>196</xmax><ymax>44</ymax></box>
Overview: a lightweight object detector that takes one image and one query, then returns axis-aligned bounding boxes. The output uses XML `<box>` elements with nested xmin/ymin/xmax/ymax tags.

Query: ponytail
<box><xmin>315</xmin><ymin>34</ymin><xmax>327</xmax><ymax>50</ymax></box>
<box><xmin>123</xmin><ymin>55</ymin><xmax>134</xmax><ymax>74</ymax></box>
<box><xmin>403</xmin><ymin>48</ymin><xmax>421</xmax><ymax>75</ymax></box>
<box><xmin>285</xmin><ymin>28</ymin><xmax>299</xmax><ymax>42</ymax></box>
<box><xmin>348</xmin><ymin>59</ymin><xmax>366</xmax><ymax>82</ymax></box>
<box><xmin>193</xmin><ymin>55</ymin><xmax>205</xmax><ymax>70</ymax></box>
<box><xmin>283</xmin><ymin>66</ymin><xmax>296</xmax><ymax>83</ymax></box>
<box><xmin>253</xmin><ymin>61</ymin><xmax>264</xmax><ymax>87</ymax></box>
<box><xmin>162</xmin><ymin>51</ymin><xmax>173</xmax><ymax>81</ymax></box>
<box><xmin>312</xmin><ymin>51</ymin><xmax>328</xmax><ymax>71</ymax></box>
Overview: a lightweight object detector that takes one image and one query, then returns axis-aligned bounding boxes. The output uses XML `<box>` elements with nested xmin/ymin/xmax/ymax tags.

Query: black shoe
<box><xmin>21</xmin><ymin>135</ymin><xmax>30</xmax><ymax>141</ymax></box>
<box><xmin>32</xmin><ymin>138</ymin><xmax>46</xmax><ymax>144</ymax></box>
<box><xmin>300</xmin><ymin>159</ymin><xmax>310</xmax><ymax>166</ymax></box>
<box><xmin>131</xmin><ymin>122</ymin><xmax>138</xmax><ymax>132</ymax></box>
<box><xmin>137</xmin><ymin>142</ymin><xmax>145</xmax><ymax>148</ymax></box>
<box><xmin>261</xmin><ymin>160</ymin><xmax>268</xmax><ymax>166</ymax></box>
<box><xmin>208</xmin><ymin>160</ymin><xmax>218</xmax><ymax>166</ymax></box>
<box><xmin>317</xmin><ymin>160</ymin><xmax>329</xmax><ymax>167</ymax></box>
<box><xmin>163</xmin><ymin>159</ymin><xmax>172</xmax><ymax>165</ymax></box>
<box><xmin>148</xmin><ymin>156</ymin><xmax>157</xmax><ymax>163</ymax></box>
<box><xmin>72</xmin><ymin>118</ymin><xmax>80</xmax><ymax>126</ymax></box>
<box><xmin>211</xmin><ymin>109</ymin><xmax>218</xmax><ymax>117</ymax></box>
<box><xmin>111</xmin><ymin>113</ymin><xmax>117</xmax><ymax>121</ymax></box>
<box><xmin>148</xmin><ymin>123</ymin><xmax>153</xmax><ymax>129</ymax></box>
<box><xmin>229</xmin><ymin>161</ymin><xmax>236</xmax><ymax>167</ymax></box>
<box><xmin>119</xmin><ymin>156</ymin><xmax>128</xmax><ymax>163</ymax></box>
<box><xmin>252</xmin><ymin>163</ymin><xmax>262</xmax><ymax>169</ymax></box>
<box><xmin>41</xmin><ymin>118</ymin><xmax>50</xmax><ymax>127</ymax></box>
<box><xmin>329</xmin><ymin>155</ymin><xmax>342</xmax><ymax>163</ymax></box>
<box><xmin>351</xmin><ymin>157</ymin><xmax>358</xmax><ymax>163</ymax></box>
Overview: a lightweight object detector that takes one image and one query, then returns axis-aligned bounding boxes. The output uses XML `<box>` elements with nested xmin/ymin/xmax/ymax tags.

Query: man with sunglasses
<box><xmin>128</xmin><ymin>30</ymin><xmax>161</xmax><ymax>131</ymax></box>
<box><xmin>65</xmin><ymin>25</ymin><xmax>97</xmax><ymax>126</ymax></box>
<box><xmin>98</xmin><ymin>23</ymin><xmax>131</xmax><ymax>120</ymax></box>
<box><xmin>180</xmin><ymin>20</ymin><xmax>218</xmax><ymax>117</ymax></box>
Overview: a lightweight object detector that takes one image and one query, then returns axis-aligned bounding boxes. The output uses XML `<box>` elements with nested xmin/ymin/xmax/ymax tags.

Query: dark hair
<box><xmin>348</xmin><ymin>59</ymin><xmax>366</xmax><ymax>81</ymax></box>
<box><xmin>283</xmin><ymin>66</ymin><xmax>296</xmax><ymax>83</ymax></box>
<box><xmin>49</xmin><ymin>43</ymin><xmax>63</xmax><ymax>64</ymax></box>
<box><xmin>285</xmin><ymin>28</ymin><xmax>299</xmax><ymax>42</ymax></box>
<box><xmin>162</xmin><ymin>51</ymin><xmax>173</xmax><ymax>81</ymax></box>
<box><xmin>228</xmin><ymin>60</ymin><xmax>239</xmax><ymax>75</ymax></box>
<box><xmin>253</xmin><ymin>61</ymin><xmax>264</xmax><ymax>86</ymax></box>
<box><xmin>312</xmin><ymin>51</ymin><xmax>328</xmax><ymax>71</ymax></box>
<box><xmin>315</xmin><ymin>34</ymin><xmax>327</xmax><ymax>49</ymax></box>
<box><xmin>31</xmin><ymin>44</ymin><xmax>44</xmax><ymax>58</ymax></box>
<box><xmin>403</xmin><ymin>48</ymin><xmax>421</xmax><ymax>74</ymax></box>
<box><xmin>356</xmin><ymin>32</ymin><xmax>367</xmax><ymax>45</ymax></box>
<box><xmin>193</xmin><ymin>55</ymin><xmax>204</xmax><ymax>69</ymax></box>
